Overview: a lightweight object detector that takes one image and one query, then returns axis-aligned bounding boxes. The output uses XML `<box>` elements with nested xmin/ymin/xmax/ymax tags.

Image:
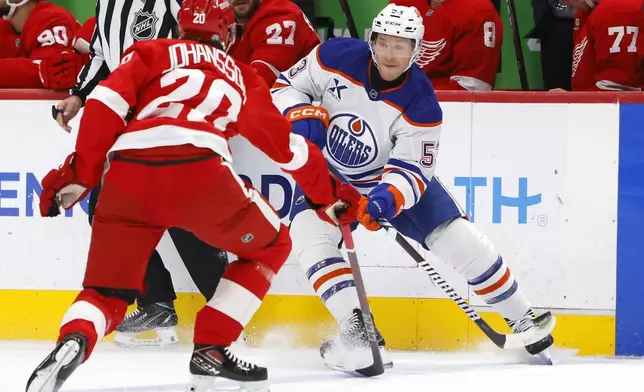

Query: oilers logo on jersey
<box><xmin>327</xmin><ymin>114</ymin><xmax>377</xmax><ymax>169</ymax></box>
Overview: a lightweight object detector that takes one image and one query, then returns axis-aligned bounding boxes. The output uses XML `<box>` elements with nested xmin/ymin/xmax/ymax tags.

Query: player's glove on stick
<box><xmin>307</xmin><ymin>174</ymin><xmax>362</xmax><ymax>226</ymax></box>
<box><xmin>38</xmin><ymin>50</ymin><xmax>83</xmax><ymax>90</ymax></box>
<box><xmin>357</xmin><ymin>183</ymin><xmax>405</xmax><ymax>231</ymax></box>
<box><xmin>40</xmin><ymin>153</ymin><xmax>90</xmax><ymax>217</ymax></box>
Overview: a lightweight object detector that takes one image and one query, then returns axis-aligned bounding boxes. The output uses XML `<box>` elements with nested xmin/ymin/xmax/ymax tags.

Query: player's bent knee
<box><xmin>252</xmin><ymin>224</ymin><xmax>292</xmax><ymax>275</ymax></box>
<box><xmin>289</xmin><ymin>210</ymin><xmax>343</xmax><ymax>270</ymax></box>
<box><xmin>425</xmin><ymin>217</ymin><xmax>498</xmax><ymax>275</ymax></box>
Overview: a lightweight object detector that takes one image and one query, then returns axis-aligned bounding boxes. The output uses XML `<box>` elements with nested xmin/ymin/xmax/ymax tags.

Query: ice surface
<box><xmin>2</xmin><ymin>340</ymin><xmax>642</xmax><ymax>392</ymax></box>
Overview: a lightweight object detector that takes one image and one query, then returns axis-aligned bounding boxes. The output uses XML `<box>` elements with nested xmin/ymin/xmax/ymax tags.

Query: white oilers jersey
<box><xmin>271</xmin><ymin>38</ymin><xmax>443</xmax><ymax>210</ymax></box>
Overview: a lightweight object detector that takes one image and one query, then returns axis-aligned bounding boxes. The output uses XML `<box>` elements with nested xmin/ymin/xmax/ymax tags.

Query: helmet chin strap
<box><xmin>584</xmin><ymin>0</ymin><xmax>596</xmax><ymax>9</ymax></box>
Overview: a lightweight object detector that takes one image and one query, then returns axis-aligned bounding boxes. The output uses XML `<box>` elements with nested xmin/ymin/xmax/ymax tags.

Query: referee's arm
<box><xmin>71</xmin><ymin>30</ymin><xmax>110</xmax><ymax>106</ymax></box>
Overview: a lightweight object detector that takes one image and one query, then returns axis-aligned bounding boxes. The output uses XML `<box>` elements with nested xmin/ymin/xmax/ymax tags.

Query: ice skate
<box><xmin>114</xmin><ymin>302</ymin><xmax>178</xmax><ymax>347</ymax></box>
<box><xmin>26</xmin><ymin>333</ymin><xmax>88</xmax><ymax>392</ymax></box>
<box><xmin>320</xmin><ymin>308</ymin><xmax>392</xmax><ymax>374</ymax></box>
<box><xmin>186</xmin><ymin>344</ymin><xmax>269</xmax><ymax>392</ymax></box>
<box><xmin>507</xmin><ymin>309</ymin><xmax>554</xmax><ymax>365</ymax></box>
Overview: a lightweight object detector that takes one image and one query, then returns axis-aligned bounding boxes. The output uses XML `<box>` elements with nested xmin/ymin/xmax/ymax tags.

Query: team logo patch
<box><xmin>295</xmin><ymin>195</ymin><xmax>306</xmax><ymax>205</ymax></box>
<box><xmin>131</xmin><ymin>10</ymin><xmax>158</xmax><ymax>41</ymax></box>
<box><xmin>327</xmin><ymin>78</ymin><xmax>348</xmax><ymax>101</ymax></box>
<box><xmin>289</xmin><ymin>58</ymin><xmax>308</xmax><ymax>78</ymax></box>
<box><xmin>241</xmin><ymin>233</ymin><xmax>254</xmax><ymax>243</ymax></box>
<box><xmin>327</xmin><ymin>114</ymin><xmax>378</xmax><ymax>168</ymax></box>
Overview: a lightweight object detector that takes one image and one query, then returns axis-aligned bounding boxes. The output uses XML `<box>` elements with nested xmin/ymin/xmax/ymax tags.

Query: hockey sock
<box><xmin>59</xmin><ymin>288</ymin><xmax>128</xmax><ymax>360</ymax></box>
<box><xmin>194</xmin><ymin>226</ymin><xmax>291</xmax><ymax>346</ymax></box>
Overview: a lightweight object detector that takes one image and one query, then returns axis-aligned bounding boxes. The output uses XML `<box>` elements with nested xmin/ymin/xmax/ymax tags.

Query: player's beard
<box><xmin>231</xmin><ymin>0</ymin><xmax>260</xmax><ymax>24</ymax></box>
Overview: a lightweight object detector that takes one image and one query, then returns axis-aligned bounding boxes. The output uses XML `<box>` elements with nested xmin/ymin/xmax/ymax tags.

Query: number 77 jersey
<box><xmin>572</xmin><ymin>0</ymin><xmax>644</xmax><ymax>91</ymax></box>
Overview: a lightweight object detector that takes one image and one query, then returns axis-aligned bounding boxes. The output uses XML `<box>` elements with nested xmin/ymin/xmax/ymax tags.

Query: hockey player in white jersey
<box><xmin>271</xmin><ymin>3</ymin><xmax>555</xmax><ymax>373</ymax></box>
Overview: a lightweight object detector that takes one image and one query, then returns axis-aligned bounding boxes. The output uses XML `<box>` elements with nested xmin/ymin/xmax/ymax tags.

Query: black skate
<box><xmin>114</xmin><ymin>302</ymin><xmax>178</xmax><ymax>347</ymax></box>
<box><xmin>507</xmin><ymin>309</ymin><xmax>555</xmax><ymax>365</ymax></box>
<box><xmin>26</xmin><ymin>333</ymin><xmax>88</xmax><ymax>392</ymax></box>
<box><xmin>320</xmin><ymin>308</ymin><xmax>392</xmax><ymax>374</ymax></box>
<box><xmin>186</xmin><ymin>344</ymin><xmax>268</xmax><ymax>392</ymax></box>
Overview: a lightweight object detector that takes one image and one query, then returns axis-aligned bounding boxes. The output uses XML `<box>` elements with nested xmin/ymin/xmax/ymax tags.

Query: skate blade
<box><xmin>324</xmin><ymin>346</ymin><xmax>388</xmax><ymax>374</ymax></box>
<box><xmin>186</xmin><ymin>375</ymin><xmax>269</xmax><ymax>392</ymax></box>
<box><xmin>114</xmin><ymin>327</ymin><xmax>178</xmax><ymax>348</ymax></box>
<box><xmin>537</xmin><ymin>349</ymin><xmax>554</xmax><ymax>365</ymax></box>
<box><xmin>380</xmin><ymin>347</ymin><xmax>393</xmax><ymax>369</ymax></box>
<box><xmin>27</xmin><ymin>340</ymin><xmax>80</xmax><ymax>392</ymax></box>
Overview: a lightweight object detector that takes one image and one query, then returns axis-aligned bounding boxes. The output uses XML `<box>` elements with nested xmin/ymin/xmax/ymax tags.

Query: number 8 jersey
<box><xmin>571</xmin><ymin>0</ymin><xmax>644</xmax><ymax>91</ymax></box>
<box><xmin>390</xmin><ymin>0</ymin><xmax>502</xmax><ymax>91</ymax></box>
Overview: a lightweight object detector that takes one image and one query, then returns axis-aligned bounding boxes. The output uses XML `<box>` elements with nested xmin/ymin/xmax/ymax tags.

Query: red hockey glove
<box><xmin>40</xmin><ymin>153</ymin><xmax>90</xmax><ymax>217</ymax></box>
<box><xmin>38</xmin><ymin>50</ymin><xmax>83</xmax><ymax>90</ymax></box>
<box><xmin>311</xmin><ymin>175</ymin><xmax>362</xmax><ymax>226</ymax></box>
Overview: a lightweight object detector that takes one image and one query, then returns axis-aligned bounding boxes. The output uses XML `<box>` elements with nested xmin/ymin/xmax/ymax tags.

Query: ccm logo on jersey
<box><xmin>286</xmin><ymin>106</ymin><xmax>330</xmax><ymax>128</ymax></box>
<box><xmin>327</xmin><ymin>114</ymin><xmax>377</xmax><ymax>168</ymax></box>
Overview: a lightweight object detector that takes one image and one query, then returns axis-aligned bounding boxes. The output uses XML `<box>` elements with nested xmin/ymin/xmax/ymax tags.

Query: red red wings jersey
<box><xmin>572</xmin><ymin>0</ymin><xmax>644</xmax><ymax>91</ymax></box>
<box><xmin>74</xmin><ymin>38</ymin><xmax>335</xmax><ymax>206</ymax></box>
<box><xmin>73</xmin><ymin>16</ymin><xmax>97</xmax><ymax>54</ymax></box>
<box><xmin>392</xmin><ymin>0</ymin><xmax>502</xmax><ymax>91</ymax></box>
<box><xmin>0</xmin><ymin>1</ymin><xmax>81</xmax><ymax>87</ymax></box>
<box><xmin>0</xmin><ymin>19</ymin><xmax>22</xmax><ymax>58</ymax></box>
<box><xmin>228</xmin><ymin>0</ymin><xmax>320</xmax><ymax>86</ymax></box>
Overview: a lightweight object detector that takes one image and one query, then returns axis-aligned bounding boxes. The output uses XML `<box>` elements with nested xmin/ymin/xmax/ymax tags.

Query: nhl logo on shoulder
<box><xmin>131</xmin><ymin>10</ymin><xmax>158</xmax><ymax>41</ymax></box>
<box><xmin>241</xmin><ymin>233</ymin><xmax>254</xmax><ymax>243</ymax></box>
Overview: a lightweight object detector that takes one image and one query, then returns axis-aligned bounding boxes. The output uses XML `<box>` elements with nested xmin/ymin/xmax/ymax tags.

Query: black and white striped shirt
<box><xmin>72</xmin><ymin>0</ymin><xmax>181</xmax><ymax>102</ymax></box>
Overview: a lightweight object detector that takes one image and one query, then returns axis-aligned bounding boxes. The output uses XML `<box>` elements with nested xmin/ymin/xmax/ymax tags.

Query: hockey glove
<box><xmin>357</xmin><ymin>183</ymin><xmax>405</xmax><ymax>231</ymax></box>
<box><xmin>40</xmin><ymin>153</ymin><xmax>90</xmax><ymax>217</ymax></box>
<box><xmin>308</xmin><ymin>175</ymin><xmax>362</xmax><ymax>226</ymax></box>
<box><xmin>38</xmin><ymin>50</ymin><xmax>84</xmax><ymax>90</ymax></box>
<box><xmin>285</xmin><ymin>104</ymin><xmax>330</xmax><ymax>149</ymax></box>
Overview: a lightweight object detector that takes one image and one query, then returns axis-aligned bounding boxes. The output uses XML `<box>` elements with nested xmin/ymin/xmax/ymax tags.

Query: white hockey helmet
<box><xmin>1</xmin><ymin>0</ymin><xmax>30</xmax><ymax>19</ymax></box>
<box><xmin>369</xmin><ymin>3</ymin><xmax>425</xmax><ymax>72</ymax></box>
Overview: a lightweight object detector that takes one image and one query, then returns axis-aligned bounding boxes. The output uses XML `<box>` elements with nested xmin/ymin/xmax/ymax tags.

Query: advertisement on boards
<box><xmin>0</xmin><ymin>100</ymin><xmax>618</xmax><ymax>311</ymax></box>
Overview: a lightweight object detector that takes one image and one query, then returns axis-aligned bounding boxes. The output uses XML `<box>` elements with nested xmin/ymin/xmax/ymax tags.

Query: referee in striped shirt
<box><xmin>53</xmin><ymin>0</ymin><xmax>228</xmax><ymax>346</ymax></box>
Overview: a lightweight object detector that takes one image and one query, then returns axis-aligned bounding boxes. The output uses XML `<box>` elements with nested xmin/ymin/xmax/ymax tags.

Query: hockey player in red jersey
<box><xmin>563</xmin><ymin>0</ymin><xmax>644</xmax><ymax>91</ymax></box>
<box><xmin>228</xmin><ymin>0</ymin><xmax>321</xmax><ymax>85</ymax></box>
<box><xmin>0</xmin><ymin>0</ymin><xmax>85</xmax><ymax>89</ymax></box>
<box><xmin>25</xmin><ymin>1</ymin><xmax>360</xmax><ymax>391</ymax></box>
<box><xmin>0</xmin><ymin>18</ymin><xmax>22</xmax><ymax>58</ymax></box>
<box><xmin>72</xmin><ymin>16</ymin><xmax>96</xmax><ymax>55</ymax></box>
<box><xmin>392</xmin><ymin>0</ymin><xmax>502</xmax><ymax>90</ymax></box>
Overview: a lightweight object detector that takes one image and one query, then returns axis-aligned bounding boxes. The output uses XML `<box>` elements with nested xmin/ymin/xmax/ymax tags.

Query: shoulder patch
<box><xmin>288</xmin><ymin>57</ymin><xmax>308</xmax><ymax>78</ymax></box>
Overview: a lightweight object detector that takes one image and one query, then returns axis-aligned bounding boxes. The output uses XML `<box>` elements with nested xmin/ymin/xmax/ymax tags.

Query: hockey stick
<box><xmin>381</xmin><ymin>224</ymin><xmax>555</xmax><ymax>350</ymax></box>
<box><xmin>327</xmin><ymin>166</ymin><xmax>555</xmax><ymax>350</ymax></box>
<box><xmin>505</xmin><ymin>0</ymin><xmax>529</xmax><ymax>90</ymax></box>
<box><xmin>338</xmin><ymin>0</ymin><xmax>360</xmax><ymax>39</ymax></box>
<box><xmin>338</xmin><ymin>223</ymin><xmax>385</xmax><ymax>377</ymax></box>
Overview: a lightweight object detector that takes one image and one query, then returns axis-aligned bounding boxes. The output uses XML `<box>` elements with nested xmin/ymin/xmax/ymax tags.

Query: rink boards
<box><xmin>0</xmin><ymin>90</ymin><xmax>643</xmax><ymax>357</ymax></box>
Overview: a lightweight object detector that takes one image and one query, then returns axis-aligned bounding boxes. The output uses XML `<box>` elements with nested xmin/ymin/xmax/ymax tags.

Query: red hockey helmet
<box><xmin>178</xmin><ymin>0</ymin><xmax>236</xmax><ymax>50</ymax></box>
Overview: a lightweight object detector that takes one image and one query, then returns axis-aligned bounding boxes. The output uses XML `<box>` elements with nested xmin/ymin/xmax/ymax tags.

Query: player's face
<box><xmin>561</xmin><ymin>0</ymin><xmax>592</xmax><ymax>12</ymax></box>
<box><xmin>373</xmin><ymin>34</ymin><xmax>413</xmax><ymax>81</ymax></box>
<box><xmin>230</xmin><ymin>0</ymin><xmax>260</xmax><ymax>21</ymax></box>
<box><xmin>0</xmin><ymin>0</ymin><xmax>10</xmax><ymax>17</ymax></box>
<box><xmin>430</xmin><ymin>0</ymin><xmax>447</xmax><ymax>10</ymax></box>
